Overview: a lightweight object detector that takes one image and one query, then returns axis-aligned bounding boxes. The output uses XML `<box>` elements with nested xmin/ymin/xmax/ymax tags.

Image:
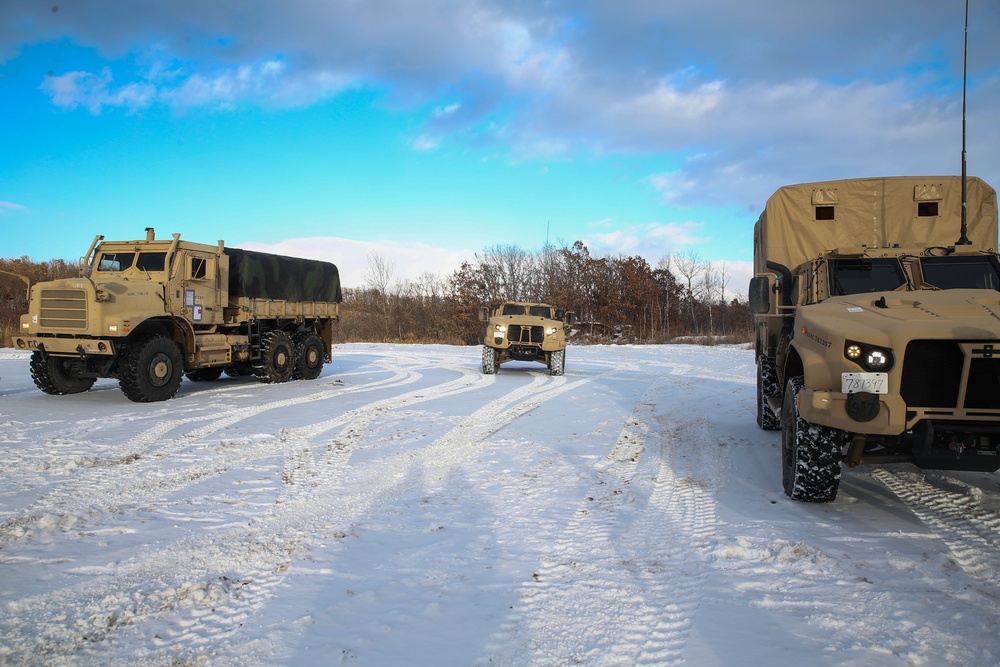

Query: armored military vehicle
<box><xmin>12</xmin><ymin>229</ymin><xmax>341</xmax><ymax>402</ymax></box>
<box><xmin>478</xmin><ymin>302</ymin><xmax>574</xmax><ymax>376</ymax></box>
<box><xmin>750</xmin><ymin>176</ymin><xmax>1000</xmax><ymax>501</ymax></box>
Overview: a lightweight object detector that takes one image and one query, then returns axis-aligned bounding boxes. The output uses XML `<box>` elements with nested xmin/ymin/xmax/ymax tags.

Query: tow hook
<box><xmin>948</xmin><ymin>438</ymin><xmax>965</xmax><ymax>459</ymax></box>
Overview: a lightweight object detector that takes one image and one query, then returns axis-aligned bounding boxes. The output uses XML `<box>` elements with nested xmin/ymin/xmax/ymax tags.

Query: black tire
<box><xmin>781</xmin><ymin>376</ymin><xmax>844</xmax><ymax>502</ymax></box>
<box><xmin>756</xmin><ymin>356</ymin><xmax>781</xmax><ymax>430</ymax></box>
<box><xmin>549</xmin><ymin>348</ymin><xmax>566</xmax><ymax>376</ymax></box>
<box><xmin>119</xmin><ymin>336</ymin><xmax>184</xmax><ymax>403</ymax></box>
<box><xmin>293</xmin><ymin>333</ymin><xmax>326</xmax><ymax>380</ymax></box>
<box><xmin>185</xmin><ymin>367</ymin><xmax>224</xmax><ymax>382</ymax></box>
<box><xmin>29</xmin><ymin>351</ymin><xmax>96</xmax><ymax>395</ymax></box>
<box><xmin>254</xmin><ymin>331</ymin><xmax>295</xmax><ymax>384</ymax></box>
<box><xmin>481</xmin><ymin>346</ymin><xmax>498</xmax><ymax>375</ymax></box>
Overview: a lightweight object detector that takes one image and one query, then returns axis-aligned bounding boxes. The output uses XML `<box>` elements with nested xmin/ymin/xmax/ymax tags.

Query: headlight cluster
<box><xmin>494</xmin><ymin>325</ymin><xmax>506</xmax><ymax>333</ymax></box>
<box><xmin>545</xmin><ymin>327</ymin><xmax>557</xmax><ymax>336</ymax></box>
<box><xmin>844</xmin><ymin>340</ymin><xmax>894</xmax><ymax>371</ymax></box>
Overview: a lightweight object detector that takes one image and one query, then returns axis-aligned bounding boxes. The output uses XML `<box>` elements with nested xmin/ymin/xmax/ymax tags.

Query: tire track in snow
<box><xmin>480</xmin><ymin>372</ymin><xmax>719</xmax><ymax>667</ymax></box>
<box><xmin>0</xmin><ymin>365</ymin><xmax>602</xmax><ymax>664</ymax></box>
<box><xmin>0</xmin><ymin>368</ymin><xmax>422</xmax><ymax>548</ymax></box>
<box><xmin>871</xmin><ymin>468</ymin><xmax>1000</xmax><ymax>582</ymax></box>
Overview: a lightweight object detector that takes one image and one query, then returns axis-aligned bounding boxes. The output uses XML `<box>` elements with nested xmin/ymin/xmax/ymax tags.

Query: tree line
<box><xmin>340</xmin><ymin>241</ymin><xmax>752</xmax><ymax>345</ymax></box>
<box><xmin>0</xmin><ymin>242</ymin><xmax>752</xmax><ymax>347</ymax></box>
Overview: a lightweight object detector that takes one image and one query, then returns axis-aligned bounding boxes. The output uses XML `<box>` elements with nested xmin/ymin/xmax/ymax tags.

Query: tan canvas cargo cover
<box><xmin>753</xmin><ymin>176</ymin><xmax>999</xmax><ymax>274</ymax></box>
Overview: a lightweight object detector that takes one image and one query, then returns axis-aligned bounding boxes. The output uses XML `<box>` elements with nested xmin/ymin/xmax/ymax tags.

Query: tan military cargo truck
<box><xmin>11</xmin><ymin>229</ymin><xmax>341</xmax><ymax>402</ymax></box>
<box><xmin>749</xmin><ymin>176</ymin><xmax>1000</xmax><ymax>502</ymax></box>
<box><xmin>478</xmin><ymin>302</ymin><xmax>575</xmax><ymax>376</ymax></box>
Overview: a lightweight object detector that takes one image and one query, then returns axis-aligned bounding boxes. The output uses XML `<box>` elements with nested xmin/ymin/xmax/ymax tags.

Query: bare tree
<box><xmin>671</xmin><ymin>250</ymin><xmax>704</xmax><ymax>335</ymax></box>
<box><xmin>363</xmin><ymin>250</ymin><xmax>397</xmax><ymax>341</ymax></box>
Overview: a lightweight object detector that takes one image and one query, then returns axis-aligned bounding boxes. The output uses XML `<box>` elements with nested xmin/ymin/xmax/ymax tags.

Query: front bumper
<box><xmin>12</xmin><ymin>335</ymin><xmax>117</xmax><ymax>356</ymax></box>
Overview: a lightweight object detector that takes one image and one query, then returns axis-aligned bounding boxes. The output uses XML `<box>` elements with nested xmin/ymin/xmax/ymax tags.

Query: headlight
<box><xmin>844</xmin><ymin>340</ymin><xmax>894</xmax><ymax>372</ymax></box>
<box><xmin>866</xmin><ymin>349</ymin><xmax>889</xmax><ymax>370</ymax></box>
<box><xmin>494</xmin><ymin>324</ymin><xmax>506</xmax><ymax>333</ymax></box>
<box><xmin>546</xmin><ymin>327</ymin><xmax>557</xmax><ymax>336</ymax></box>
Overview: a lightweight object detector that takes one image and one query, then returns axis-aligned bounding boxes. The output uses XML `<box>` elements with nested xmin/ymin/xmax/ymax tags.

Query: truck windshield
<box><xmin>528</xmin><ymin>306</ymin><xmax>552</xmax><ymax>317</ymax></box>
<box><xmin>98</xmin><ymin>252</ymin><xmax>135</xmax><ymax>272</ymax></box>
<box><xmin>502</xmin><ymin>304</ymin><xmax>525</xmax><ymax>315</ymax></box>
<box><xmin>96</xmin><ymin>252</ymin><xmax>166</xmax><ymax>273</ymax></box>
<box><xmin>920</xmin><ymin>255</ymin><xmax>1000</xmax><ymax>290</ymax></box>
<box><xmin>829</xmin><ymin>258</ymin><xmax>907</xmax><ymax>295</ymax></box>
<box><xmin>136</xmin><ymin>252</ymin><xmax>166</xmax><ymax>272</ymax></box>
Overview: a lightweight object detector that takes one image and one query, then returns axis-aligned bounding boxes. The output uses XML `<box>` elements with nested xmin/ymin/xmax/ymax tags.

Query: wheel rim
<box><xmin>149</xmin><ymin>353</ymin><xmax>173</xmax><ymax>387</ymax></box>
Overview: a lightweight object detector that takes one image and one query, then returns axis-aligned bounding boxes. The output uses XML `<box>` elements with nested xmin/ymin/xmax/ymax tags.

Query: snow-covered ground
<box><xmin>1</xmin><ymin>343</ymin><xmax>999</xmax><ymax>666</ymax></box>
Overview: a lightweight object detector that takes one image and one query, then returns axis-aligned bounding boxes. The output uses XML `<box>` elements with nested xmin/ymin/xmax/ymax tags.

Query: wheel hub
<box><xmin>150</xmin><ymin>355</ymin><xmax>171</xmax><ymax>385</ymax></box>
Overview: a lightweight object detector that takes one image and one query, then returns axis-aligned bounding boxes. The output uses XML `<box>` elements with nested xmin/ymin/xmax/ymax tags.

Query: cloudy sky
<box><xmin>2</xmin><ymin>1</ymin><xmax>998</xmax><ymax>289</ymax></box>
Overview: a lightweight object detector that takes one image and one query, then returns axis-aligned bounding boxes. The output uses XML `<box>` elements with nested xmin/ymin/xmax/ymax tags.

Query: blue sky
<box><xmin>2</xmin><ymin>1</ymin><xmax>998</xmax><ymax>290</ymax></box>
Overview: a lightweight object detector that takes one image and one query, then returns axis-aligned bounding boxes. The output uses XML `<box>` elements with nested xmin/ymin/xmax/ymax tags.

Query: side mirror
<box><xmin>478</xmin><ymin>306</ymin><xmax>489</xmax><ymax>322</ymax></box>
<box><xmin>748</xmin><ymin>277</ymin><xmax>771</xmax><ymax>314</ymax></box>
<box><xmin>565</xmin><ymin>311</ymin><xmax>577</xmax><ymax>325</ymax></box>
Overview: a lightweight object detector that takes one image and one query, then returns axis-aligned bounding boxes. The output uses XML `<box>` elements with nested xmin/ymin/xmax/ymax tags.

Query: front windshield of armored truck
<box><xmin>829</xmin><ymin>258</ymin><xmax>907</xmax><ymax>295</ymax></box>
<box><xmin>97</xmin><ymin>252</ymin><xmax>135</xmax><ymax>272</ymax></box>
<box><xmin>135</xmin><ymin>252</ymin><xmax>166</xmax><ymax>272</ymax></box>
<box><xmin>528</xmin><ymin>306</ymin><xmax>552</xmax><ymax>318</ymax></box>
<box><xmin>502</xmin><ymin>304</ymin><xmax>525</xmax><ymax>315</ymax></box>
<box><xmin>920</xmin><ymin>256</ymin><xmax>1000</xmax><ymax>290</ymax></box>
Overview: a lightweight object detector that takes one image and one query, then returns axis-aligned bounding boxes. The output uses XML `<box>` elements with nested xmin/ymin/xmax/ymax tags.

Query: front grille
<box><xmin>507</xmin><ymin>325</ymin><xmax>544</xmax><ymax>344</ymax></box>
<box><xmin>901</xmin><ymin>340</ymin><xmax>1000</xmax><ymax>410</ymax></box>
<box><xmin>966</xmin><ymin>358</ymin><xmax>1000</xmax><ymax>409</ymax></box>
<box><xmin>39</xmin><ymin>289</ymin><xmax>88</xmax><ymax>329</ymax></box>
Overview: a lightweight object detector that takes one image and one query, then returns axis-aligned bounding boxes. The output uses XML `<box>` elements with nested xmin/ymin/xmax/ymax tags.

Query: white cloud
<box><xmin>433</xmin><ymin>103</ymin><xmax>461</xmax><ymax>118</ymax></box>
<box><xmin>39</xmin><ymin>68</ymin><xmax>156</xmax><ymax>113</ymax></box>
<box><xmin>411</xmin><ymin>134</ymin><xmax>441</xmax><ymax>151</ymax></box>
<box><xmin>583</xmin><ymin>221</ymin><xmax>705</xmax><ymax>261</ymax></box>
<box><xmin>0</xmin><ymin>201</ymin><xmax>26</xmax><ymax>214</ymax></box>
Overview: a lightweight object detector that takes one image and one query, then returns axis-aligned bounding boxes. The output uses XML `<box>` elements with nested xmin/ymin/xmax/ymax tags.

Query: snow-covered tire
<box><xmin>481</xmin><ymin>346</ymin><xmax>498</xmax><ymax>375</ymax></box>
<box><xmin>756</xmin><ymin>355</ymin><xmax>780</xmax><ymax>430</ymax></box>
<box><xmin>293</xmin><ymin>332</ymin><xmax>326</xmax><ymax>380</ymax></box>
<box><xmin>254</xmin><ymin>331</ymin><xmax>295</xmax><ymax>384</ymax></box>
<box><xmin>781</xmin><ymin>376</ymin><xmax>844</xmax><ymax>502</ymax></box>
<box><xmin>549</xmin><ymin>348</ymin><xmax>565</xmax><ymax>376</ymax></box>
<box><xmin>119</xmin><ymin>336</ymin><xmax>184</xmax><ymax>403</ymax></box>
<box><xmin>29</xmin><ymin>351</ymin><xmax>96</xmax><ymax>395</ymax></box>
<box><xmin>185</xmin><ymin>367</ymin><xmax>224</xmax><ymax>382</ymax></box>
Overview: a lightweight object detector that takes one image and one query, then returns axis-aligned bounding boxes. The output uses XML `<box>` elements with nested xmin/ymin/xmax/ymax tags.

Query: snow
<box><xmin>1</xmin><ymin>343</ymin><xmax>999</xmax><ymax>666</ymax></box>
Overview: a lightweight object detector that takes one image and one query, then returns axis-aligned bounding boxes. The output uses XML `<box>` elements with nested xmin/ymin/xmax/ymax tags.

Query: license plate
<box><xmin>842</xmin><ymin>372</ymin><xmax>888</xmax><ymax>394</ymax></box>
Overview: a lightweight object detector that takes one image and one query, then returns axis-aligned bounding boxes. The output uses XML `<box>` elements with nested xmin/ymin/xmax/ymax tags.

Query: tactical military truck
<box><xmin>12</xmin><ymin>229</ymin><xmax>341</xmax><ymax>402</ymax></box>
<box><xmin>749</xmin><ymin>176</ymin><xmax>1000</xmax><ymax>502</ymax></box>
<box><xmin>478</xmin><ymin>302</ymin><xmax>574</xmax><ymax>376</ymax></box>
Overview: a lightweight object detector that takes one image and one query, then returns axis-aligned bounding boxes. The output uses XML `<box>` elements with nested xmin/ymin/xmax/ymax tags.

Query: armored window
<box><xmin>920</xmin><ymin>256</ymin><xmax>1000</xmax><ymax>290</ymax></box>
<box><xmin>502</xmin><ymin>304</ymin><xmax>525</xmax><ymax>315</ymax></box>
<box><xmin>98</xmin><ymin>252</ymin><xmax>135</xmax><ymax>272</ymax></box>
<box><xmin>190</xmin><ymin>257</ymin><xmax>208</xmax><ymax>279</ymax></box>
<box><xmin>528</xmin><ymin>306</ymin><xmax>552</xmax><ymax>318</ymax></box>
<box><xmin>829</xmin><ymin>258</ymin><xmax>907</xmax><ymax>295</ymax></box>
<box><xmin>918</xmin><ymin>202</ymin><xmax>939</xmax><ymax>217</ymax></box>
<box><xmin>815</xmin><ymin>206</ymin><xmax>835</xmax><ymax>220</ymax></box>
<box><xmin>135</xmin><ymin>252</ymin><xmax>166</xmax><ymax>272</ymax></box>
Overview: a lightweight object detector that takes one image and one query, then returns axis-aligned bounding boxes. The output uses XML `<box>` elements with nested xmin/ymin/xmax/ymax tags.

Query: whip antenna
<box><xmin>957</xmin><ymin>0</ymin><xmax>971</xmax><ymax>245</ymax></box>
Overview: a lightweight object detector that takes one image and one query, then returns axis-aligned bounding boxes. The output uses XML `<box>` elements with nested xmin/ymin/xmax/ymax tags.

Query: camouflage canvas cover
<box><xmin>754</xmin><ymin>176</ymin><xmax>999</xmax><ymax>275</ymax></box>
<box><xmin>225</xmin><ymin>248</ymin><xmax>342</xmax><ymax>303</ymax></box>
